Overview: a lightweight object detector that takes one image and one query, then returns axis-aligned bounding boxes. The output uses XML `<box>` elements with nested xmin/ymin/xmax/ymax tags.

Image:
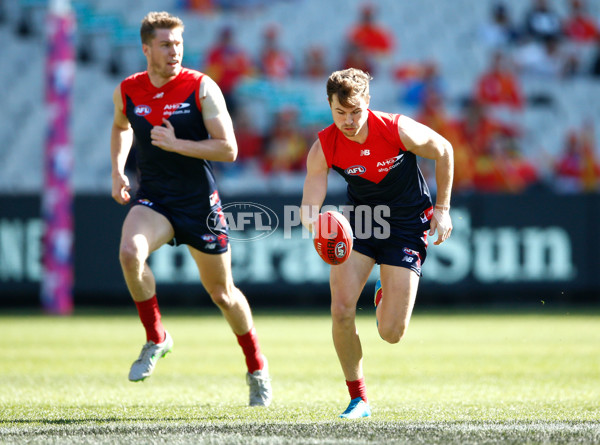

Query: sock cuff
<box><xmin>346</xmin><ymin>377</ymin><xmax>368</xmax><ymax>403</ymax></box>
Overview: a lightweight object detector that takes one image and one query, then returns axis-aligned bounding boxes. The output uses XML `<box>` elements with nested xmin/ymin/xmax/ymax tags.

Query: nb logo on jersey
<box><xmin>152</xmin><ymin>92</ymin><xmax>164</xmax><ymax>99</ymax></box>
<box><xmin>134</xmin><ymin>105</ymin><xmax>152</xmax><ymax>116</ymax></box>
<box><xmin>345</xmin><ymin>165</ymin><xmax>366</xmax><ymax>176</ymax></box>
<box><xmin>360</xmin><ymin>150</ymin><xmax>370</xmax><ymax>156</ymax></box>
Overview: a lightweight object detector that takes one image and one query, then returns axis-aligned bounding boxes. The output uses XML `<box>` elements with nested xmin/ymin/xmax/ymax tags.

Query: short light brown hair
<box><xmin>140</xmin><ymin>11</ymin><xmax>184</xmax><ymax>45</ymax></box>
<box><xmin>326</xmin><ymin>68</ymin><xmax>372</xmax><ymax>108</ymax></box>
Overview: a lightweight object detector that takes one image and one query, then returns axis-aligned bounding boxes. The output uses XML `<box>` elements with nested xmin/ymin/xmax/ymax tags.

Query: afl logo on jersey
<box><xmin>134</xmin><ymin>105</ymin><xmax>152</xmax><ymax>116</ymax></box>
<box><xmin>345</xmin><ymin>165</ymin><xmax>366</xmax><ymax>176</ymax></box>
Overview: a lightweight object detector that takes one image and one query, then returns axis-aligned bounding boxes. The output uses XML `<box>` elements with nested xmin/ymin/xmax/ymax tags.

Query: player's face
<box><xmin>330</xmin><ymin>94</ymin><xmax>369</xmax><ymax>141</ymax></box>
<box><xmin>143</xmin><ymin>27</ymin><xmax>183</xmax><ymax>80</ymax></box>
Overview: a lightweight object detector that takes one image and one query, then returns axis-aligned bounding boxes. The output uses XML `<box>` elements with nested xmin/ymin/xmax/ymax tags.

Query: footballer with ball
<box><xmin>301</xmin><ymin>68</ymin><xmax>454</xmax><ymax>419</ymax></box>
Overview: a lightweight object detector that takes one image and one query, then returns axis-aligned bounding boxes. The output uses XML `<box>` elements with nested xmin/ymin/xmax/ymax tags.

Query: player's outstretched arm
<box><xmin>397</xmin><ymin>114</ymin><xmax>454</xmax><ymax>245</ymax></box>
<box><xmin>301</xmin><ymin>139</ymin><xmax>329</xmax><ymax>232</ymax></box>
<box><xmin>149</xmin><ymin>76</ymin><xmax>238</xmax><ymax>162</ymax></box>
<box><xmin>111</xmin><ymin>84</ymin><xmax>133</xmax><ymax>205</ymax></box>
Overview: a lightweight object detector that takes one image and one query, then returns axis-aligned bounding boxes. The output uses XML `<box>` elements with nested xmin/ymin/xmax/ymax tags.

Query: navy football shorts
<box><xmin>352</xmin><ymin>230</ymin><xmax>428</xmax><ymax>276</ymax></box>
<box><xmin>346</xmin><ymin>206</ymin><xmax>429</xmax><ymax>276</ymax></box>
<box><xmin>131</xmin><ymin>195</ymin><xmax>229</xmax><ymax>254</ymax></box>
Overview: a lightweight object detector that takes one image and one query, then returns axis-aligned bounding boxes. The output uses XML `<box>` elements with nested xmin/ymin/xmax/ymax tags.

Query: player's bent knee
<box><xmin>330</xmin><ymin>300</ymin><xmax>356</xmax><ymax>325</ymax></box>
<box><xmin>209</xmin><ymin>290</ymin><xmax>230</xmax><ymax>308</ymax></box>
<box><xmin>208</xmin><ymin>285</ymin><xmax>237</xmax><ymax>309</ymax></box>
<box><xmin>377</xmin><ymin>323</ymin><xmax>407</xmax><ymax>344</ymax></box>
<box><xmin>119</xmin><ymin>243</ymin><xmax>144</xmax><ymax>271</ymax></box>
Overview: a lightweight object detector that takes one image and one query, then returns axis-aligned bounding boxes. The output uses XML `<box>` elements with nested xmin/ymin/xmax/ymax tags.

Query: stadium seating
<box><xmin>1</xmin><ymin>0</ymin><xmax>598</xmax><ymax>193</ymax></box>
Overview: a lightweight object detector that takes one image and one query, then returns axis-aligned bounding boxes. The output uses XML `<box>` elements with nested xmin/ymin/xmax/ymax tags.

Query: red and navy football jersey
<box><xmin>120</xmin><ymin>68</ymin><xmax>218</xmax><ymax>209</ymax></box>
<box><xmin>319</xmin><ymin>110</ymin><xmax>432</xmax><ymax>225</ymax></box>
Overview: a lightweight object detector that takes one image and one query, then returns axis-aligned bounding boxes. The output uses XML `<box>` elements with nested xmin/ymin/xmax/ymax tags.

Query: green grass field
<box><xmin>1</xmin><ymin>307</ymin><xmax>599</xmax><ymax>444</ymax></box>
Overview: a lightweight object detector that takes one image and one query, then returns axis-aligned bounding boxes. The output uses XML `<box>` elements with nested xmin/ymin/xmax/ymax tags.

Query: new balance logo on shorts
<box><xmin>401</xmin><ymin>247</ymin><xmax>422</xmax><ymax>271</ymax></box>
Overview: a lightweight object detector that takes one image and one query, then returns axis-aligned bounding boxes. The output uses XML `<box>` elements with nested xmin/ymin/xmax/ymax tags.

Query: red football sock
<box><xmin>346</xmin><ymin>377</ymin><xmax>368</xmax><ymax>403</ymax></box>
<box><xmin>236</xmin><ymin>326</ymin><xmax>264</xmax><ymax>374</ymax></box>
<box><xmin>134</xmin><ymin>295</ymin><xmax>165</xmax><ymax>344</ymax></box>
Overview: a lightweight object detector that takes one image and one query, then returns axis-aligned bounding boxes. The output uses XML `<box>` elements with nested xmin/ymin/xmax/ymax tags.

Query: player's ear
<box><xmin>142</xmin><ymin>43</ymin><xmax>150</xmax><ymax>58</ymax></box>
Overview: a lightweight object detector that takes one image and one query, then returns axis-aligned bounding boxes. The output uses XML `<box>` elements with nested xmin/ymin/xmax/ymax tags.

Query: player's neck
<box><xmin>147</xmin><ymin>69</ymin><xmax>178</xmax><ymax>88</ymax></box>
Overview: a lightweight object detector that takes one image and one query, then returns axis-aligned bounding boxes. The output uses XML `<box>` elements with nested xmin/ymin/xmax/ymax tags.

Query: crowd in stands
<box><xmin>467</xmin><ymin>0</ymin><xmax>600</xmax><ymax>193</ymax></box>
<box><xmin>175</xmin><ymin>1</ymin><xmax>600</xmax><ymax>194</ymax></box>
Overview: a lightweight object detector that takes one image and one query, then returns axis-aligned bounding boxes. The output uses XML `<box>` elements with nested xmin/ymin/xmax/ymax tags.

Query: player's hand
<box><xmin>300</xmin><ymin>204</ymin><xmax>319</xmax><ymax>233</ymax></box>
<box><xmin>150</xmin><ymin>118</ymin><xmax>177</xmax><ymax>152</ymax></box>
<box><xmin>111</xmin><ymin>173</ymin><xmax>131</xmax><ymax>205</ymax></box>
<box><xmin>429</xmin><ymin>207</ymin><xmax>452</xmax><ymax>245</ymax></box>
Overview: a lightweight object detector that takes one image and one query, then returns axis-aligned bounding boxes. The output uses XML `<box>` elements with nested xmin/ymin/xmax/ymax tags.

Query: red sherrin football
<box><xmin>313</xmin><ymin>211</ymin><xmax>353</xmax><ymax>265</ymax></box>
